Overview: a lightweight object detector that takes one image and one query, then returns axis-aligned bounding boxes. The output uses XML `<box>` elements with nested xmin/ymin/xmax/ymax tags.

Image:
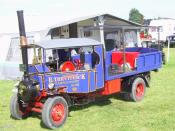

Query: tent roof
<box><xmin>47</xmin><ymin>13</ymin><xmax>142</xmax><ymax>34</ymax></box>
<box><xmin>32</xmin><ymin>38</ymin><xmax>101</xmax><ymax>49</ymax></box>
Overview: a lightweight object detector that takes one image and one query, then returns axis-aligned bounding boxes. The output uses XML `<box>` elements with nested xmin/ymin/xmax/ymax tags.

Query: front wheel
<box><xmin>10</xmin><ymin>93</ymin><xmax>29</xmax><ymax>119</ymax></box>
<box><xmin>130</xmin><ymin>77</ymin><xmax>146</xmax><ymax>102</ymax></box>
<box><xmin>42</xmin><ymin>96</ymin><xmax>68</xmax><ymax>129</ymax></box>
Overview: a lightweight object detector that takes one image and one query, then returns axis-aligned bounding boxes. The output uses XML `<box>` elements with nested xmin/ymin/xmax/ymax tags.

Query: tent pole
<box><xmin>100</xmin><ymin>26</ymin><xmax>105</xmax><ymax>47</ymax></box>
<box><xmin>137</xmin><ymin>29</ymin><xmax>141</xmax><ymax>47</ymax></box>
<box><xmin>157</xmin><ymin>26</ymin><xmax>161</xmax><ymax>50</ymax></box>
<box><xmin>98</xmin><ymin>16</ymin><xmax>105</xmax><ymax>49</ymax></box>
<box><xmin>167</xmin><ymin>37</ymin><xmax>170</xmax><ymax>63</ymax></box>
<box><xmin>122</xmin><ymin>28</ymin><xmax>126</xmax><ymax>72</ymax></box>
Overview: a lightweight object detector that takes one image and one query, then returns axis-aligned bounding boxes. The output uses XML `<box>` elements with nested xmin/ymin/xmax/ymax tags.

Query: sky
<box><xmin>0</xmin><ymin>0</ymin><xmax>175</xmax><ymax>33</ymax></box>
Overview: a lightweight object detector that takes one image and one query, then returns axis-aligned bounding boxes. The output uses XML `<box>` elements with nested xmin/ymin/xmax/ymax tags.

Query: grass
<box><xmin>0</xmin><ymin>48</ymin><xmax>175</xmax><ymax>131</ymax></box>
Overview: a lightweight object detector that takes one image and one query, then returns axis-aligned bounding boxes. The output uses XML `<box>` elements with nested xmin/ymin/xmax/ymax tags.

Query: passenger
<box><xmin>112</xmin><ymin>45</ymin><xmax>120</xmax><ymax>51</ymax></box>
<box><xmin>52</xmin><ymin>49</ymin><xmax>58</xmax><ymax>61</ymax></box>
<box><xmin>48</xmin><ymin>56</ymin><xmax>53</xmax><ymax>62</ymax></box>
<box><xmin>57</xmin><ymin>49</ymin><xmax>68</xmax><ymax>62</ymax></box>
<box><xmin>79</xmin><ymin>47</ymin><xmax>93</xmax><ymax>54</ymax></box>
<box><xmin>78</xmin><ymin>47</ymin><xmax>83</xmax><ymax>54</ymax></box>
<box><xmin>70</xmin><ymin>48</ymin><xmax>77</xmax><ymax>56</ymax></box>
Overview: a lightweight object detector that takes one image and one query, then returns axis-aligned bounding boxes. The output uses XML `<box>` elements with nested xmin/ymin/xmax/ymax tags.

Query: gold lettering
<box><xmin>48</xmin><ymin>77</ymin><xmax>53</xmax><ymax>83</ymax></box>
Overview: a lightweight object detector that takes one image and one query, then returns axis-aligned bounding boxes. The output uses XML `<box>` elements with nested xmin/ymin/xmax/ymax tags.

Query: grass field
<box><xmin>0</xmin><ymin>48</ymin><xmax>175</xmax><ymax>131</ymax></box>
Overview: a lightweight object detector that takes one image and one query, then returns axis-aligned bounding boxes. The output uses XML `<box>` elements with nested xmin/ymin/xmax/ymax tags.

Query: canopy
<box><xmin>47</xmin><ymin>13</ymin><xmax>142</xmax><ymax>35</ymax></box>
<box><xmin>33</xmin><ymin>38</ymin><xmax>102</xmax><ymax>49</ymax></box>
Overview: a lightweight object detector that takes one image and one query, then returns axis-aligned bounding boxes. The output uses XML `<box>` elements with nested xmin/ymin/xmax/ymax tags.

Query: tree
<box><xmin>129</xmin><ymin>8</ymin><xmax>144</xmax><ymax>24</ymax></box>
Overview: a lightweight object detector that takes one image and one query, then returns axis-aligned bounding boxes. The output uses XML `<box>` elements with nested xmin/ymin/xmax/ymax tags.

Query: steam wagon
<box><xmin>10</xmin><ymin>11</ymin><xmax>162</xmax><ymax>129</ymax></box>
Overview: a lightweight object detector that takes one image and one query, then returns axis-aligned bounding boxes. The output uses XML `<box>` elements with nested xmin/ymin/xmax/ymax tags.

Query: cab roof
<box><xmin>31</xmin><ymin>38</ymin><xmax>102</xmax><ymax>49</ymax></box>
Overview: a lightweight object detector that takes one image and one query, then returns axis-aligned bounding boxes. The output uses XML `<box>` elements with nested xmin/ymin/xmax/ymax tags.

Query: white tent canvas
<box><xmin>0</xmin><ymin>32</ymin><xmax>43</xmax><ymax>79</ymax></box>
<box><xmin>149</xmin><ymin>18</ymin><xmax>175</xmax><ymax>42</ymax></box>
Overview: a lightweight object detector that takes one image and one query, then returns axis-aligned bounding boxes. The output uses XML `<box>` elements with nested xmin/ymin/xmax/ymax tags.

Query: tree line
<box><xmin>129</xmin><ymin>8</ymin><xmax>144</xmax><ymax>25</ymax></box>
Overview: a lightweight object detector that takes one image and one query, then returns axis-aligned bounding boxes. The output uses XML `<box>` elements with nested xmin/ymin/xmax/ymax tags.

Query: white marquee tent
<box><xmin>0</xmin><ymin>13</ymin><xmax>141</xmax><ymax>80</ymax></box>
<box><xmin>0</xmin><ymin>32</ymin><xmax>46</xmax><ymax>79</ymax></box>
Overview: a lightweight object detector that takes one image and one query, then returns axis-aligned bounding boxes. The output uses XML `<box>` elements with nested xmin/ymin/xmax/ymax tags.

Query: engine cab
<box><xmin>26</xmin><ymin>38</ymin><xmax>104</xmax><ymax>94</ymax></box>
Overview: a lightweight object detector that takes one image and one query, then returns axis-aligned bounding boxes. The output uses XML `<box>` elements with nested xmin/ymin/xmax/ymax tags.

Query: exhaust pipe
<box><xmin>17</xmin><ymin>10</ymin><xmax>29</xmax><ymax>78</ymax></box>
<box><xmin>16</xmin><ymin>10</ymin><xmax>39</xmax><ymax>102</ymax></box>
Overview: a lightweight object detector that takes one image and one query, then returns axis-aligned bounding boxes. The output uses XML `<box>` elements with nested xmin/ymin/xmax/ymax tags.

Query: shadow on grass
<box><xmin>40</xmin><ymin>121</ymin><xmax>49</xmax><ymax>130</ymax></box>
<box><xmin>69</xmin><ymin>93</ymin><xmax>131</xmax><ymax>112</ymax></box>
<box><xmin>28</xmin><ymin>113</ymin><xmax>50</xmax><ymax>129</ymax></box>
<box><xmin>24</xmin><ymin>93</ymin><xmax>131</xmax><ymax>130</ymax></box>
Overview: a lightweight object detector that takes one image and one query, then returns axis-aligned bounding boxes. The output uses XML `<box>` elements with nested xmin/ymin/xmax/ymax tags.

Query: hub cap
<box><xmin>136</xmin><ymin>83</ymin><xmax>144</xmax><ymax>97</ymax></box>
<box><xmin>51</xmin><ymin>103</ymin><xmax>65</xmax><ymax>124</ymax></box>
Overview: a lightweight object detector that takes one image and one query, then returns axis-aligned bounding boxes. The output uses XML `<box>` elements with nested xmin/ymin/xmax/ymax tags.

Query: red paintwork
<box><xmin>58</xmin><ymin>87</ymin><xmax>66</xmax><ymax>93</ymax></box>
<box><xmin>100</xmin><ymin>79</ymin><xmax>121</xmax><ymax>95</ymax></box>
<box><xmin>31</xmin><ymin>107</ymin><xmax>42</xmax><ymax>113</ymax></box>
<box><xmin>35</xmin><ymin>91</ymin><xmax>47</xmax><ymax>102</ymax></box>
<box><xmin>140</xmin><ymin>32</ymin><xmax>145</xmax><ymax>39</ymax></box>
<box><xmin>51</xmin><ymin>103</ymin><xmax>65</xmax><ymax>124</ymax></box>
<box><xmin>25</xmin><ymin>102</ymin><xmax>44</xmax><ymax>113</ymax></box>
<box><xmin>60</xmin><ymin>61</ymin><xmax>76</xmax><ymax>72</ymax></box>
<box><xmin>33</xmin><ymin>102</ymin><xmax>43</xmax><ymax>108</ymax></box>
<box><xmin>136</xmin><ymin>83</ymin><xmax>144</xmax><ymax>97</ymax></box>
<box><xmin>19</xmin><ymin>105</ymin><xmax>30</xmax><ymax>116</ymax></box>
<box><xmin>112</xmin><ymin>52</ymin><xmax>140</xmax><ymax>69</ymax></box>
<box><xmin>140</xmin><ymin>31</ymin><xmax>152</xmax><ymax>40</ymax></box>
<box><xmin>24</xmin><ymin>91</ymin><xmax>46</xmax><ymax>114</ymax></box>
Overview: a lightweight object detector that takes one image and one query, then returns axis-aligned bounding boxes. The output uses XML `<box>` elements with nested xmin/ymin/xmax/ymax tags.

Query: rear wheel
<box><xmin>10</xmin><ymin>93</ymin><xmax>29</xmax><ymax>119</ymax></box>
<box><xmin>42</xmin><ymin>96</ymin><xmax>68</xmax><ymax>129</ymax></box>
<box><xmin>130</xmin><ymin>77</ymin><xmax>146</xmax><ymax>102</ymax></box>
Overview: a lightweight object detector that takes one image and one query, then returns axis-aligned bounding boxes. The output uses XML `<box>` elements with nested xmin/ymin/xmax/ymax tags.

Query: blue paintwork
<box><xmin>105</xmin><ymin>47</ymin><xmax>162</xmax><ymax>81</ymax></box>
<box><xmin>89</xmin><ymin>71</ymin><xmax>96</xmax><ymax>92</ymax></box>
<box><xmin>137</xmin><ymin>52</ymin><xmax>161</xmax><ymax>72</ymax></box>
<box><xmin>45</xmin><ymin>71</ymin><xmax>89</xmax><ymax>93</ymax></box>
<box><xmin>28</xmin><ymin>65</ymin><xmax>37</xmax><ymax>73</ymax></box>
<box><xmin>31</xmin><ymin>75</ymin><xmax>44</xmax><ymax>89</ymax></box>
<box><xmin>28</xmin><ymin>45</ymin><xmax>104</xmax><ymax>93</ymax></box>
<box><xmin>28</xmin><ymin>64</ymin><xmax>50</xmax><ymax>73</ymax></box>
<box><xmin>125</xmin><ymin>47</ymin><xmax>159</xmax><ymax>54</ymax></box>
<box><xmin>94</xmin><ymin>45</ymin><xmax>104</xmax><ymax>89</ymax></box>
<box><xmin>28</xmin><ymin>45</ymin><xmax>162</xmax><ymax>93</ymax></box>
<box><xmin>35</xmin><ymin>64</ymin><xmax>50</xmax><ymax>72</ymax></box>
<box><xmin>44</xmin><ymin>71</ymin><xmax>96</xmax><ymax>93</ymax></box>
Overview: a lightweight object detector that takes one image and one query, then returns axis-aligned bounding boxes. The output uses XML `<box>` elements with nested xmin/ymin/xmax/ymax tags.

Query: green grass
<box><xmin>0</xmin><ymin>48</ymin><xmax>175</xmax><ymax>131</ymax></box>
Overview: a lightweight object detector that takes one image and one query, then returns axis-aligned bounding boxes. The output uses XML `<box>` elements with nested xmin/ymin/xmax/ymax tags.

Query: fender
<box><xmin>121</xmin><ymin>73</ymin><xmax>150</xmax><ymax>93</ymax></box>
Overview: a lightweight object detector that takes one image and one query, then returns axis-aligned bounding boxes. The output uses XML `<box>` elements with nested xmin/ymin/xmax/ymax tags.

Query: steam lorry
<box><xmin>10</xmin><ymin>11</ymin><xmax>162</xmax><ymax>129</ymax></box>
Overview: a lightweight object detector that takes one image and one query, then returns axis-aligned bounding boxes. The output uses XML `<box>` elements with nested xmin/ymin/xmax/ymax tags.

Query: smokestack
<box><xmin>17</xmin><ymin>10</ymin><xmax>29</xmax><ymax>77</ymax></box>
